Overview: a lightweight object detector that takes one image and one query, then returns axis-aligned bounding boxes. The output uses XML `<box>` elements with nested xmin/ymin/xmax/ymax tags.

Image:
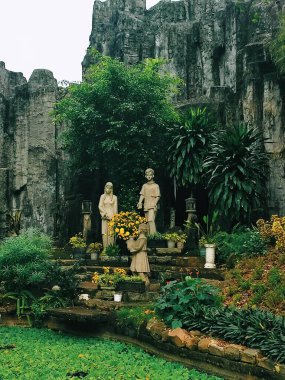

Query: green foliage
<box><xmin>214</xmin><ymin>228</ymin><xmax>267</xmax><ymax>263</ymax></box>
<box><xmin>0</xmin><ymin>229</ymin><xmax>53</xmax><ymax>292</ymax></box>
<box><xmin>148</xmin><ymin>232</ymin><xmax>165</xmax><ymax>240</ymax></box>
<box><xmin>267</xmin><ymin>268</ymin><xmax>282</xmax><ymax>288</ymax></box>
<box><xmin>155</xmin><ymin>277</ymin><xmax>222</xmax><ymax>329</ymax></box>
<box><xmin>45</xmin><ymin>261</ymin><xmax>81</xmax><ymax>302</ymax></box>
<box><xmin>168</xmin><ymin>107</ymin><xmax>214</xmax><ymax>188</ymax></box>
<box><xmin>203</xmin><ymin>124</ymin><xmax>269</xmax><ymax>225</ymax></box>
<box><xmin>116</xmin><ymin>306</ymin><xmax>154</xmax><ymax>334</ymax></box>
<box><xmin>103</xmin><ymin>243</ymin><xmax>121</xmax><ymax>257</ymax></box>
<box><xmin>196</xmin><ymin>211</ymin><xmax>220</xmax><ymax>245</ymax></box>
<box><xmin>4</xmin><ymin>290</ymin><xmax>35</xmax><ymax>320</ymax></box>
<box><xmin>0</xmin><ymin>327</ymin><xmax>221</xmax><ymax>379</ymax></box>
<box><xmin>31</xmin><ymin>292</ymin><xmax>68</xmax><ymax>327</ymax></box>
<box><xmin>54</xmin><ymin>50</ymin><xmax>180</xmax><ymax>190</ymax></box>
<box><xmin>269</xmin><ymin>14</ymin><xmax>285</xmax><ymax>74</ymax></box>
<box><xmin>164</xmin><ymin>305</ymin><xmax>285</xmax><ymax>363</ymax></box>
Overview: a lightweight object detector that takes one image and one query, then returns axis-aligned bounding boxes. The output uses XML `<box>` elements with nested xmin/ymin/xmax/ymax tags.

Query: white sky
<box><xmin>0</xmin><ymin>0</ymin><xmax>163</xmax><ymax>83</ymax></box>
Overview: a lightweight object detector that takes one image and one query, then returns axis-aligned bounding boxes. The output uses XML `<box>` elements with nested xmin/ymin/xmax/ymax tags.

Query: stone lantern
<box><xmin>82</xmin><ymin>200</ymin><xmax>92</xmax><ymax>240</ymax></box>
<box><xmin>185</xmin><ymin>197</ymin><xmax>197</xmax><ymax>222</ymax></box>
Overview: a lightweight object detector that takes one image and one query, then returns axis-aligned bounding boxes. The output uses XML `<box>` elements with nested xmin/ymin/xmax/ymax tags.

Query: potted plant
<box><xmin>69</xmin><ymin>233</ymin><xmax>86</xmax><ymax>259</ymax></box>
<box><xmin>147</xmin><ymin>232</ymin><xmax>167</xmax><ymax>248</ymax></box>
<box><xmin>109</xmin><ymin>211</ymin><xmax>146</xmax><ymax>241</ymax></box>
<box><xmin>195</xmin><ymin>212</ymin><xmax>219</xmax><ymax>268</ymax></box>
<box><xmin>91</xmin><ymin>267</ymin><xmax>126</xmax><ymax>290</ymax></box>
<box><xmin>102</xmin><ymin>243</ymin><xmax>121</xmax><ymax>258</ymax></box>
<box><xmin>116</xmin><ymin>275</ymin><xmax>145</xmax><ymax>293</ymax></box>
<box><xmin>163</xmin><ymin>231</ymin><xmax>186</xmax><ymax>249</ymax></box>
<box><xmin>87</xmin><ymin>242</ymin><xmax>102</xmax><ymax>260</ymax></box>
<box><xmin>176</xmin><ymin>232</ymin><xmax>187</xmax><ymax>250</ymax></box>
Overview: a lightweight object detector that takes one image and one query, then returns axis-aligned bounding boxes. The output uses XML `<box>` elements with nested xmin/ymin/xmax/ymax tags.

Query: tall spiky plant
<box><xmin>203</xmin><ymin>124</ymin><xmax>269</xmax><ymax>224</ymax></box>
<box><xmin>167</xmin><ymin>107</ymin><xmax>213</xmax><ymax>194</ymax></box>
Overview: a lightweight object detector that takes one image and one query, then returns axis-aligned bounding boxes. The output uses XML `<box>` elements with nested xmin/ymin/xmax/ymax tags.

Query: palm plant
<box><xmin>203</xmin><ymin>123</ymin><xmax>269</xmax><ymax>225</ymax></box>
<box><xmin>167</xmin><ymin>107</ymin><xmax>213</xmax><ymax>194</ymax></box>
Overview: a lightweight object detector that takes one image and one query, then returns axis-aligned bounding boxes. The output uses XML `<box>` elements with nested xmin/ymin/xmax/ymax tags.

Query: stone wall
<box><xmin>0</xmin><ymin>63</ymin><xmax>60</xmax><ymax>237</ymax></box>
<box><xmin>85</xmin><ymin>0</ymin><xmax>285</xmax><ymax>216</ymax></box>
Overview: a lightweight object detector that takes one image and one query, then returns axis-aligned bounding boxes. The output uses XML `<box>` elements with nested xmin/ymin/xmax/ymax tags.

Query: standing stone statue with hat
<box><xmin>137</xmin><ymin>168</ymin><xmax>160</xmax><ymax>234</ymax></box>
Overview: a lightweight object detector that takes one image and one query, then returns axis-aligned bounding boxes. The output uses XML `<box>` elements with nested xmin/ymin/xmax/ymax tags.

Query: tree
<box><xmin>203</xmin><ymin>123</ymin><xmax>269</xmax><ymax>225</ymax></box>
<box><xmin>54</xmin><ymin>50</ymin><xmax>180</xmax><ymax>205</ymax></box>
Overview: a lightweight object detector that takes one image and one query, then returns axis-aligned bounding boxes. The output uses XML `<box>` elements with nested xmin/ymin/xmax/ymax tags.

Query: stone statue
<box><xmin>127</xmin><ymin>223</ymin><xmax>150</xmax><ymax>287</ymax></box>
<box><xmin>137</xmin><ymin>168</ymin><xmax>160</xmax><ymax>234</ymax></box>
<box><xmin>98</xmin><ymin>182</ymin><xmax>118</xmax><ymax>248</ymax></box>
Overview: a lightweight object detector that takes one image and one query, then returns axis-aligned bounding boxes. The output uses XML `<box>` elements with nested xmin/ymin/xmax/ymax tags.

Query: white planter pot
<box><xmin>114</xmin><ymin>293</ymin><xmax>122</xmax><ymax>302</ymax></box>
<box><xmin>204</xmin><ymin>244</ymin><xmax>216</xmax><ymax>268</ymax></box>
<box><xmin>167</xmin><ymin>240</ymin><xmax>176</xmax><ymax>248</ymax></box>
<box><xmin>90</xmin><ymin>252</ymin><xmax>98</xmax><ymax>260</ymax></box>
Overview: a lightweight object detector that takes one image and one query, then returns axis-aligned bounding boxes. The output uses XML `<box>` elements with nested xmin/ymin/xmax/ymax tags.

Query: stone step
<box><xmin>55</xmin><ymin>255</ymin><xmax>205</xmax><ymax>269</ymax></box>
<box><xmin>78</xmin><ymin>281</ymin><xmax>159</xmax><ymax>303</ymax></box>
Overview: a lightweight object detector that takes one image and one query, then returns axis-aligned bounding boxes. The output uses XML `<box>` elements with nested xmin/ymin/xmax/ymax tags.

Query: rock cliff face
<box><xmin>85</xmin><ymin>0</ymin><xmax>285</xmax><ymax>216</ymax></box>
<box><xmin>1</xmin><ymin>0</ymin><xmax>285</xmax><ymax>238</ymax></box>
<box><xmin>0</xmin><ymin>63</ymin><xmax>59</xmax><ymax>237</ymax></box>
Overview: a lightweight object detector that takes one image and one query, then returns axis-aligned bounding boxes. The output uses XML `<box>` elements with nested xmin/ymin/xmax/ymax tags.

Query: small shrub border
<box><xmin>156</xmin><ymin>304</ymin><xmax>285</xmax><ymax>364</ymax></box>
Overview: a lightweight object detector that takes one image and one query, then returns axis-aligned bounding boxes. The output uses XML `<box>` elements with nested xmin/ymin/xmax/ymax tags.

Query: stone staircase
<box><xmin>53</xmin><ymin>247</ymin><xmax>224</xmax><ymax>305</ymax></box>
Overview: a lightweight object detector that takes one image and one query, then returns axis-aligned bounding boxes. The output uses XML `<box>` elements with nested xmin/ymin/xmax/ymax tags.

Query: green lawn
<box><xmin>0</xmin><ymin>327</ymin><xmax>222</xmax><ymax>380</ymax></box>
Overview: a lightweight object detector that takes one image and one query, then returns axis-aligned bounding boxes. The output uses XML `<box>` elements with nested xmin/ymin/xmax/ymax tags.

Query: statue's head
<box><xmin>145</xmin><ymin>168</ymin><xmax>154</xmax><ymax>181</ymax></box>
<box><xmin>104</xmin><ymin>182</ymin><xmax>113</xmax><ymax>195</ymax></box>
<box><xmin>138</xmin><ymin>223</ymin><xmax>148</xmax><ymax>235</ymax></box>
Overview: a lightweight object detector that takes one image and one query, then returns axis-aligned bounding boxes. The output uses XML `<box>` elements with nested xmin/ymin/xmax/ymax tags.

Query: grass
<box><xmin>0</xmin><ymin>327</ymin><xmax>223</xmax><ymax>379</ymax></box>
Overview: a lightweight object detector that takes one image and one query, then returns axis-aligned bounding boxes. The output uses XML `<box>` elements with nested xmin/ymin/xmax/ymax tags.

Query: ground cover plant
<box><xmin>222</xmin><ymin>216</ymin><xmax>285</xmax><ymax>313</ymax></box>
<box><xmin>222</xmin><ymin>249</ymin><xmax>285</xmax><ymax>313</ymax></box>
<box><xmin>0</xmin><ymin>327</ymin><xmax>222</xmax><ymax>379</ymax></box>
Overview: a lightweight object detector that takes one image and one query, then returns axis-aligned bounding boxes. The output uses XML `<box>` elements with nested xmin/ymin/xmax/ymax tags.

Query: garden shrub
<box><xmin>257</xmin><ymin>215</ymin><xmax>285</xmax><ymax>251</ymax></box>
<box><xmin>155</xmin><ymin>277</ymin><xmax>222</xmax><ymax>329</ymax></box>
<box><xmin>214</xmin><ymin>228</ymin><xmax>267</xmax><ymax>264</ymax></box>
<box><xmin>0</xmin><ymin>229</ymin><xmax>53</xmax><ymax>292</ymax></box>
<box><xmin>116</xmin><ymin>306</ymin><xmax>155</xmax><ymax>334</ymax></box>
<box><xmin>161</xmin><ymin>304</ymin><xmax>285</xmax><ymax>363</ymax></box>
<box><xmin>45</xmin><ymin>261</ymin><xmax>81</xmax><ymax>301</ymax></box>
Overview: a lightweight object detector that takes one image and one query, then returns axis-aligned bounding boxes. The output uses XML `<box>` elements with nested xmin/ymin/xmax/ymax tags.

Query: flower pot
<box><xmin>148</xmin><ymin>239</ymin><xmax>167</xmax><ymax>248</ymax></box>
<box><xmin>116</xmin><ymin>281</ymin><xmax>146</xmax><ymax>293</ymax></box>
<box><xmin>114</xmin><ymin>293</ymin><xmax>123</xmax><ymax>302</ymax></box>
<box><xmin>72</xmin><ymin>247</ymin><xmax>86</xmax><ymax>259</ymax></box>
<box><xmin>167</xmin><ymin>240</ymin><xmax>176</xmax><ymax>249</ymax></box>
<box><xmin>177</xmin><ymin>242</ymin><xmax>184</xmax><ymax>250</ymax></box>
<box><xmin>204</xmin><ymin>244</ymin><xmax>216</xmax><ymax>268</ymax></box>
<box><xmin>199</xmin><ymin>247</ymin><xmax>206</xmax><ymax>257</ymax></box>
<box><xmin>90</xmin><ymin>252</ymin><xmax>99</xmax><ymax>260</ymax></box>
